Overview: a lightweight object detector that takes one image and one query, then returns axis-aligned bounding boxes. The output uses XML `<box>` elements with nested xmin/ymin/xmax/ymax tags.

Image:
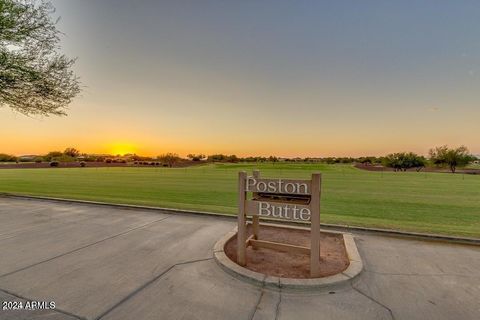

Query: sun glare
<box><xmin>110</xmin><ymin>142</ymin><xmax>137</xmax><ymax>156</ymax></box>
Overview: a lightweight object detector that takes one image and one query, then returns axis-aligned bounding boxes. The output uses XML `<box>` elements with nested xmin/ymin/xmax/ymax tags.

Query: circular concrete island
<box><xmin>214</xmin><ymin>224</ymin><xmax>363</xmax><ymax>289</ymax></box>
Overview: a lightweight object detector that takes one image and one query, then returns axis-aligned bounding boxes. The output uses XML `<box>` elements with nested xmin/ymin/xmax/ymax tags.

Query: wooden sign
<box><xmin>237</xmin><ymin>170</ymin><xmax>322</xmax><ymax>277</ymax></box>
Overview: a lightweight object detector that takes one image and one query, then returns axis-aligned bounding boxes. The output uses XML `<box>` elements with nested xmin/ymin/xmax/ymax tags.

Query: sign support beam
<box><xmin>237</xmin><ymin>171</ymin><xmax>247</xmax><ymax>266</ymax></box>
<box><xmin>310</xmin><ymin>173</ymin><xmax>321</xmax><ymax>277</ymax></box>
<box><xmin>252</xmin><ymin>170</ymin><xmax>260</xmax><ymax>240</ymax></box>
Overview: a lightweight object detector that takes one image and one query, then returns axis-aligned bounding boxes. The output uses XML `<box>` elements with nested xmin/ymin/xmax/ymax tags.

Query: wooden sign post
<box><xmin>237</xmin><ymin>170</ymin><xmax>322</xmax><ymax>277</ymax></box>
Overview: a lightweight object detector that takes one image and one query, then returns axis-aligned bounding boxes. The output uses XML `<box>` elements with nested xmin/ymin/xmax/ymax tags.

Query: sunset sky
<box><xmin>1</xmin><ymin>1</ymin><xmax>479</xmax><ymax>157</ymax></box>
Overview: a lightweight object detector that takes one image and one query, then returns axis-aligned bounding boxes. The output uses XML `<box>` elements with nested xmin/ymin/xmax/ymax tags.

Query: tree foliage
<box><xmin>158</xmin><ymin>153</ymin><xmax>180</xmax><ymax>167</ymax></box>
<box><xmin>0</xmin><ymin>153</ymin><xmax>16</xmax><ymax>161</ymax></box>
<box><xmin>357</xmin><ymin>156</ymin><xmax>382</xmax><ymax>165</ymax></box>
<box><xmin>268</xmin><ymin>156</ymin><xmax>278</xmax><ymax>163</ymax></box>
<box><xmin>0</xmin><ymin>0</ymin><xmax>80</xmax><ymax>116</ymax></box>
<box><xmin>43</xmin><ymin>150</ymin><xmax>62</xmax><ymax>161</ymax></box>
<box><xmin>187</xmin><ymin>153</ymin><xmax>205</xmax><ymax>161</ymax></box>
<box><xmin>429</xmin><ymin>145</ymin><xmax>474</xmax><ymax>173</ymax></box>
<box><xmin>207</xmin><ymin>154</ymin><xmax>239</xmax><ymax>163</ymax></box>
<box><xmin>382</xmin><ymin>152</ymin><xmax>426</xmax><ymax>172</ymax></box>
<box><xmin>63</xmin><ymin>147</ymin><xmax>79</xmax><ymax>158</ymax></box>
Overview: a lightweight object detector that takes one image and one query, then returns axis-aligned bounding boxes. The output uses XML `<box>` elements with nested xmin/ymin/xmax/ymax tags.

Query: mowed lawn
<box><xmin>0</xmin><ymin>163</ymin><xmax>479</xmax><ymax>238</ymax></box>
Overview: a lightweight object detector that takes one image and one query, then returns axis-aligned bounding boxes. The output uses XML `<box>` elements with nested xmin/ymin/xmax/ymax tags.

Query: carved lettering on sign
<box><xmin>245</xmin><ymin>177</ymin><xmax>310</xmax><ymax>195</ymax></box>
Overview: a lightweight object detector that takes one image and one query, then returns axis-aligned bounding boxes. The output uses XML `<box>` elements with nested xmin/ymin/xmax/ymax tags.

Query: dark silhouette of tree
<box><xmin>44</xmin><ymin>151</ymin><xmax>62</xmax><ymax>161</ymax></box>
<box><xmin>64</xmin><ymin>147</ymin><xmax>80</xmax><ymax>158</ymax></box>
<box><xmin>158</xmin><ymin>153</ymin><xmax>180</xmax><ymax>167</ymax></box>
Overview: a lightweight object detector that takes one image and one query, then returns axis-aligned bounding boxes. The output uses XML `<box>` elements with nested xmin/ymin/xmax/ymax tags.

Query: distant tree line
<box><xmin>1</xmin><ymin>145</ymin><xmax>477</xmax><ymax>173</ymax></box>
<box><xmin>207</xmin><ymin>154</ymin><xmax>239</xmax><ymax>162</ymax></box>
<box><xmin>203</xmin><ymin>154</ymin><xmax>384</xmax><ymax>164</ymax></box>
<box><xmin>201</xmin><ymin>146</ymin><xmax>477</xmax><ymax>173</ymax></box>
<box><xmin>381</xmin><ymin>145</ymin><xmax>475</xmax><ymax>173</ymax></box>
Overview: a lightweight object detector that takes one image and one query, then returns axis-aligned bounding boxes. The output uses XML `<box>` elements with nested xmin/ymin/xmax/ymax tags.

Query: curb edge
<box><xmin>212</xmin><ymin>227</ymin><xmax>363</xmax><ymax>290</ymax></box>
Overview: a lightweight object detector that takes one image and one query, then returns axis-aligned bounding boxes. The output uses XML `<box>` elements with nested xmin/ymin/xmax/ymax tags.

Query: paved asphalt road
<box><xmin>0</xmin><ymin>197</ymin><xmax>478</xmax><ymax>320</ymax></box>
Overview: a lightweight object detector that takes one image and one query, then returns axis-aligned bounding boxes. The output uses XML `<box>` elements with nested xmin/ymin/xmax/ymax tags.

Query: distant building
<box><xmin>18</xmin><ymin>155</ymin><xmax>37</xmax><ymax>162</ymax></box>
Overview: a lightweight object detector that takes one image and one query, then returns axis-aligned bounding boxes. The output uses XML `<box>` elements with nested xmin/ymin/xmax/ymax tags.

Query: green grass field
<box><xmin>0</xmin><ymin>163</ymin><xmax>479</xmax><ymax>238</ymax></box>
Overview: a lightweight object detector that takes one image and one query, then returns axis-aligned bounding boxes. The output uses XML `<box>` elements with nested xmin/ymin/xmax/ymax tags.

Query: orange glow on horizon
<box><xmin>109</xmin><ymin>142</ymin><xmax>138</xmax><ymax>156</ymax></box>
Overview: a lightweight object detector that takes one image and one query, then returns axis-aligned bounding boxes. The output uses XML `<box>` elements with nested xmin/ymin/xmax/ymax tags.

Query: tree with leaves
<box><xmin>429</xmin><ymin>145</ymin><xmax>474</xmax><ymax>173</ymax></box>
<box><xmin>0</xmin><ymin>0</ymin><xmax>80</xmax><ymax>116</ymax></box>
<box><xmin>268</xmin><ymin>156</ymin><xmax>279</xmax><ymax>163</ymax></box>
<box><xmin>158</xmin><ymin>153</ymin><xmax>181</xmax><ymax>167</ymax></box>
<box><xmin>43</xmin><ymin>150</ymin><xmax>62</xmax><ymax>161</ymax></box>
<box><xmin>63</xmin><ymin>147</ymin><xmax>79</xmax><ymax>158</ymax></box>
<box><xmin>382</xmin><ymin>152</ymin><xmax>426</xmax><ymax>172</ymax></box>
<box><xmin>0</xmin><ymin>153</ymin><xmax>16</xmax><ymax>161</ymax></box>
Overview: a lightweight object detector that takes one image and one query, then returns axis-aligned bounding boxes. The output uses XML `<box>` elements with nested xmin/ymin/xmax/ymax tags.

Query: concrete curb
<box><xmin>213</xmin><ymin>226</ymin><xmax>363</xmax><ymax>291</ymax></box>
<box><xmin>0</xmin><ymin>193</ymin><xmax>234</xmax><ymax>220</ymax></box>
<box><xmin>1</xmin><ymin>193</ymin><xmax>479</xmax><ymax>245</ymax></box>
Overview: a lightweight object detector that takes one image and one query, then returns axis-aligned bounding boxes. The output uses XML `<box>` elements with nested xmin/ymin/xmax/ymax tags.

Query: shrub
<box><xmin>51</xmin><ymin>155</ymin><xmax>76</xmax><ymax>163</ymax></box>
<box><xmin>80</xmin><ymin>162</ymin><xmax>86</xmax><ymax>167</ymax></box>
<box><xmin>187</xmin><ymin>154</ymin><xmax>206</xmax><ymax>161</ymax></box>
<box><xmin>50</xmin><ymin>161</ymin><xmax>59</xmax><ymax>167</ymax></box>
<box><xmin>44</xmin><ymin>151</ymin><xmax>63</xmax><ymax>161</ymax></box>
<box><xmin>105</xmin><ymin>159</ymin><xmax>112</xmax><ymax>163</ymax></box>
<box><xmin>81</xmin><ymin>155</ymin><xmax>98</xmax><ymax>162</ymax></box>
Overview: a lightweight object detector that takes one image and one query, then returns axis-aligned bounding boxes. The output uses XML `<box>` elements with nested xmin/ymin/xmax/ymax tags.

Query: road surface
<box><xmin>0</xmin><ymin>197</ymin><xmax>478</xmax><ymax>320</ymax></box>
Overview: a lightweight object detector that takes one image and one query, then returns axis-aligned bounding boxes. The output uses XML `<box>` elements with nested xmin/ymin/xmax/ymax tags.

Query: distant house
<box><xmin>18</xmin><ymin>155</ymin><xmax>37</xmax><ymax>162</ymax></box>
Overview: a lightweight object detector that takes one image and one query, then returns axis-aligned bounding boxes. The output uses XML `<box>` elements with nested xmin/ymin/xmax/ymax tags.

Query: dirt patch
<box><xmin>224</xmin><ymin>225</ymin><xmax>349</xmax><ymax>279</ymax></box>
